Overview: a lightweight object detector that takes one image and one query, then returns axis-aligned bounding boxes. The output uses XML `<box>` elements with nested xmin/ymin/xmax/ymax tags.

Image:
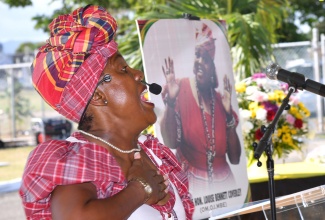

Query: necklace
<box><xmin>78</xmin><ymin>130</ymin><xmax>141</xmax><ymax>154</ymax></box>
<box><xmin>195</xmin><ymin>80</ymin><xmax>215</xmax><ymax>183</ymax></box>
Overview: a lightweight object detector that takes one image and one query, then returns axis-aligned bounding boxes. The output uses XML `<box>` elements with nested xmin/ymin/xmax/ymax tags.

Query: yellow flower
<box><xmin>251</xmin><ymin>110</ymin><xmax>256</xmax><ymax>118</ymax></box>
<box><xmin>248</xmin><ymin>102</ymin><xmax>258</xmax><ymax>110</ymax></box>
<box><xmin>274</xmin><ymin>90</ymin><xmax>285</xmax><ymax>100</ymax></box>
<box><xmin>235</xmin><ymin>82</ymin><xmax>246</xmax><ymax>93</ymax></box>
<box><xmin>282</xmin><ymin>133</ymin><xmax>292</xmax><ymax>143</ymax></box>
<box><xmin>268</xmin><ymin>92</ymin><xmax>277</xmax><ymax>101</ymax></box>
<box><xmin>298</xmin><ymin>102</ymin><xmax>305</xmax><ymax>109</ymax></box>
<box><xmin>295</xmin><ymin>113</ymin><xmax>303</xmax><ymax>120</ymax></box>
<box><xmin>282</xmin><ymin>125</ymin><xmax>290</xmax><ymax>133</ymax></box>
<box><xmin>289</xmin><ymin>106</ymin><xmax>298</xmax><ymax>115</ymax></box>
<box><xmin>276</xmin><ymin>128</ymin><xmax>282</xmax><ymax>137</ymax></box>
<box><xmin>291</xmin><ymin>129</ymin><xmax>297</xmax><ymax>135</ymax></box>
<box><xmin>248</xmin><ymin>102</ymin><xmax>258</xmax><ymax>118</ymax></box>
<box><xmin>304</xmin><ymin>109</ymin><xmax>311</xmax><ymax>117</ymax></box>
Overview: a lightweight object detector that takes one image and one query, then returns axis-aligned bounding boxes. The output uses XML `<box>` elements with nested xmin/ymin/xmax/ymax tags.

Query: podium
<box><xmin>209</xmin><ymin>185</ymin><xmax>325</xmax><ymax>220</ymax></box>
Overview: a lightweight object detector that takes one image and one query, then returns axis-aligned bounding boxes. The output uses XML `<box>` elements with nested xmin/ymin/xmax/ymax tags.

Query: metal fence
<box><xmin>0</xmin><ymin>62</ymin><xmax>62</xmax><ymax>143</ymax></box>
<box><xmin>272</xmin><ymin>28</ymin><xmax>325</xmax><ymax>132</ymax></box>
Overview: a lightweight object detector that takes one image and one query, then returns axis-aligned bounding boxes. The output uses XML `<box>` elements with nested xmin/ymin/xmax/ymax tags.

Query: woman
<box><xmin>19</xmin><ymin>5</ymin><xmax>194</xmax><ymax>220</ymax></box>
<box><xmin>160</xmin><ymin>23</ymin><xmax>241</xmax><ymax>191</ymax></box>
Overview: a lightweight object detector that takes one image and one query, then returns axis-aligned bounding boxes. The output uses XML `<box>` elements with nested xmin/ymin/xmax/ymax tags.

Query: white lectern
<box><xmin>209</xmin><ymin>185</ymin><xmax>325</xmax><ymax>220</ymax></box>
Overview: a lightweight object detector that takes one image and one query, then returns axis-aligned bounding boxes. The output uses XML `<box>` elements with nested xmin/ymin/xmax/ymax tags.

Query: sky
<box><xmin>0</xmin><ymin>0</ymin><xmax>62</xmax><ymax>53</ymax></box>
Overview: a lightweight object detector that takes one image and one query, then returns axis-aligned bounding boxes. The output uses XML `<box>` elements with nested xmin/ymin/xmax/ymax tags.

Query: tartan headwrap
<box><xmin>31</xmin><ymin>5</ymin><xmax>118</xmax><ymax>123</ymax></box>
<box><xmin>195</xmin><ymin>23</ymin><xmax>215</xmax><ymax>60</ymax></box>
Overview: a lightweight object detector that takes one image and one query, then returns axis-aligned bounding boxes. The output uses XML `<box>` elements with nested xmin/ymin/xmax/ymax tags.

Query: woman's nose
<box><xmin>197</xmin><ymin>56</ymin><xmax>203</xmax><ymax>63</ymax></box>
<box><xmin>132</xmin><ymin>68</ymin><xmax>145</xmax><ymax>82</ymax></box>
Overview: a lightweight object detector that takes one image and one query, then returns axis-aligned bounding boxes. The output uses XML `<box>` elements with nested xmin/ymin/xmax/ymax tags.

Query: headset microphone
<box><xmin>141</xmin><ymin>81</ymin><xmax>162</xmax><ymax>95</ymax></box>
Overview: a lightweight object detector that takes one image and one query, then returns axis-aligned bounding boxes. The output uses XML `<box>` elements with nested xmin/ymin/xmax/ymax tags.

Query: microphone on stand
<box><xmin>265</xmin><ymin>63</ymin><xmax>325</xmax><ymax>97</ymax></box>
<box><xmin>141</xmin><ymin>80</ymin><xmax>162</xmax><ymax>95</ymax></box>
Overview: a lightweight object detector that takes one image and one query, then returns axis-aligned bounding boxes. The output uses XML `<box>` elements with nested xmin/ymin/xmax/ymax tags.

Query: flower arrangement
<box><xmin>235</xmin><ymin>73</ymin><xmax>310</xmax><ymax>165</ymax></box>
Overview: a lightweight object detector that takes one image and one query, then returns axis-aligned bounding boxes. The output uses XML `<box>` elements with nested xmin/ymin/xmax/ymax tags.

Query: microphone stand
<box><xmin>253</xmin><ymin>86</ymin><xmax>296</xmax><ymax>220</ymax></box>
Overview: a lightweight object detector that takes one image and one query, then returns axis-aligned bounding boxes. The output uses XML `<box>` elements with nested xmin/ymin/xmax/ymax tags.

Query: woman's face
<box><xmin>98</xmin><ymin>52</ymin><xmax>157</xmax><ymax>128</ymax></box>
<box><xmin>193</xmin><ymin>46</ymin><xmax>217</xmax><ymax>90</ymax></box>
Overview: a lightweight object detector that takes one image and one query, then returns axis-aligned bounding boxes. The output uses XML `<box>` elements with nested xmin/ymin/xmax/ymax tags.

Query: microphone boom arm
<box><xmin>254</xmin><ymin>86</ymin><xmax>296</xmax><ymax>160</ymax></box>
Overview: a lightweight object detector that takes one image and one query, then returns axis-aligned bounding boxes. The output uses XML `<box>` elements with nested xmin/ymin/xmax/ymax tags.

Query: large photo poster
<box><xmin>137</xmin><ymin>19</ymin><xmax>250</xmax><ymax>219</ymax></box>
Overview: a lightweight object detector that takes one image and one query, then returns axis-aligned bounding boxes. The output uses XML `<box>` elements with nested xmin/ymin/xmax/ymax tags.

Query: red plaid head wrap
<box><xmin>195</xmin><ymin>23</ymin><xmax>215</xmax><ymax>60</ymax></box>
<box><xmin>32</xmin><ymin>5</ymin><xmax>118</xmax><ymax>123</ymax></box>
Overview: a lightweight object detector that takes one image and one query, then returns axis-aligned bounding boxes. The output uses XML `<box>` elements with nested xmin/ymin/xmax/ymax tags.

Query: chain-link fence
<box><xmin>0</xmin><ymin>63</ymin><xmax>73</xmax><ymax>146</ymax></box>
<box><xmin>273</xmin><ymin>41</ymin><xmax>314</xmax><ymax>79</ymax></box>
<box><xmin>272</xmin><ymin>29</ymin><xmax>325</xmax><ymax>133</ymax></box>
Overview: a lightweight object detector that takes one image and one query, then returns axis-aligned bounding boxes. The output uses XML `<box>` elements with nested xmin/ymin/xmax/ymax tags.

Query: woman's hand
<box><xmin>221</xmin><ymin>75</ymin><xmax>232</xmax><ymax>114</ymax></box>
<box><xmin>162</xmin><ymin>57</ymin><xmax>179</xmax><ymax>100</ymax></box>
<box><xmin>127</xmin><ymin>152</ymin><xmax>169</xmax><ymax>205</ymax></box>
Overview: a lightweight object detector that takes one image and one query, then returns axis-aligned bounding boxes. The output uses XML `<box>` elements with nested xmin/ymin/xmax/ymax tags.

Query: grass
<box><xmin>0</xmin><ymin>146</ymin><xmax>34</xmax><ymax>182</ymax></box>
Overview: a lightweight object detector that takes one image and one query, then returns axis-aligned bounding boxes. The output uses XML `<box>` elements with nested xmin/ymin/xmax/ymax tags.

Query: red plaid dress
<box><xmin>19</xmin><ymin>133</ymin><xmax>194</xmax><ymax>219</ymax></box>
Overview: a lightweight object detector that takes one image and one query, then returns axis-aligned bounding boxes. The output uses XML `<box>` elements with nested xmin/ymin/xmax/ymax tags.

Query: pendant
<box><xmin>206</xmin><ymin>148</ymin><xmax>216</xmax><ymax>183</ymax></box>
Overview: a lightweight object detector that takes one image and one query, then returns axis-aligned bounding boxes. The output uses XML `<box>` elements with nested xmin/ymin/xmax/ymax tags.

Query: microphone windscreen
<box><xmin>149</xmin><ymin>83</ymin><xmax>162</xmax><ymax>95</ymax></box>
<box><xmin>265</xmin><ymin>63</ymin><xmax>281</xmax><ymax>80</ymax></box>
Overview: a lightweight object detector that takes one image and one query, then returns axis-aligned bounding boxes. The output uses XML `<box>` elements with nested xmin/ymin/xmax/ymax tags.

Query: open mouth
<box><xmin>140</xmin><ymin>89</ymin><xmax>155</xmax><ymax>107</ymax></box>
<box><xmin>196</xmin><ymin>65</ymin><xmax>204</xmax><ymax>77</ymax></box>
<box><xmin>141</xmin><ymin>89</ymin><xmax>149</xmax><ymax>102</ymax></box>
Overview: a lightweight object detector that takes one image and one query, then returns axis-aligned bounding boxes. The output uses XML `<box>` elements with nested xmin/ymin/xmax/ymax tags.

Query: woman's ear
<box><xmin>89</xmin><ymin>88</ymin><xmax>108</xmax><ymax>106</ymax></box>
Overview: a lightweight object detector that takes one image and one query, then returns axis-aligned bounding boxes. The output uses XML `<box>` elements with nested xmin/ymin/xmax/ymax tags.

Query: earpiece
<box><xmin>103</xmin><ymin>74</ymin><xmax>112</xmax><ymax>82</ymax></box>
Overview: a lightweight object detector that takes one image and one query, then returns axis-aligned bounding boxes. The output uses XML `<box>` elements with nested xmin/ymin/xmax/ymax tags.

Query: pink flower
<box><xmin>252</xmin><ymin>73</ymin><xmax>266</xmax><ymax>79</ymax></box>
<box><xmin>286</xmin><ymin>114</ymin><xmax>295</xmax><ymax>125</ymax></box>
<box><xmin>290</xmin><ymin>95</ymin><xmax>300</xmax><ymax>105</ymax></box>
<box><xmin>280</xmin><ymin>83</ymin><xmax>289</xmax><ymax>91</ymax></box>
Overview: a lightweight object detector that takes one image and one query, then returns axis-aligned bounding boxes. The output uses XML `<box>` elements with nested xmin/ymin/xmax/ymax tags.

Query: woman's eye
<box><xmin>122</xmin><ymin>65</ymin><xmax>128</xmax><ymax>72</ymax></box>
<box><xmin>195</xmin><ymin>51</ymin><xmax>200</xmax><ymax>58</ymax></box>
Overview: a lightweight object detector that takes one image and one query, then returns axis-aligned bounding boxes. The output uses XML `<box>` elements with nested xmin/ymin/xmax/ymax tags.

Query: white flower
<box><xmin>247</xmin><ymin>91</ymin><xmax>268</xmax><ymax>102</ymax></box>
<box><xmin>239</xmin><ymin>109</ymin><xmax>251</xmax><ymax>120</ymax></box>
<box><xmin>241</xmin><ymin>121</ymin><xmax>254</xmax><ymax>134</ymax></box>
<box><xmin>245</xmin><ymin>86</ymin><xmax>258</xmax><ymax>95</ymax></box>
<box><xmin>263</xmin><ymin>80</ymin><xmax>283</xmax><ymax>91</ymax></box>
<box><xmin>256</xmin><ymin>108</ymin><xmax>267</xmax><ymax>120</ymax></box>
<box><xmin>255</xmin><ymin>78</ymin><xmax>268</xmax><ymax>87</ymax></box>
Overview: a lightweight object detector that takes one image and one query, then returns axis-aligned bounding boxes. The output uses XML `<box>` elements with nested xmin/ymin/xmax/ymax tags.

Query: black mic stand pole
<box><xmin>253</xmin><ymin>86</ymin><xmax>296</xmax><ymax>220</ymax></box>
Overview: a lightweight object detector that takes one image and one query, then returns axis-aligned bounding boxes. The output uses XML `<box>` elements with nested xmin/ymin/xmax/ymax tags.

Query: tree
<box><xmin>3</xmin><ymin>0</ymin><xmax>289</xmax><ymax>80</ymax></box>
<box><xmin>126</xmin><ymin>0</ymin><xmax>289</xmax><ymax>80</ymax></box>
<box><xmin>290</xmin><ymin>0</ymin><xmax>325</xmax><ymax>36</ymax></box>
<box><xmin>274</xmin><ymin>0</ymin><xmax>325</xmax><ymax>43</ymax></box>
<box><xmin>0</xmin><ymin>0</ymin><xmax>32</xmax><ymax>7</ymax></box>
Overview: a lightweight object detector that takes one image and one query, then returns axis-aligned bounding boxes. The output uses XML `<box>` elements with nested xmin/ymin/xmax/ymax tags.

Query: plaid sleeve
<box><xmin>143</xmin><ymin>135</ymin><xmax>195</xmax><ymax>219</ymax></box>
<box><xmin>159</xmin><ymin>141</ymin><xmax>195</xmax><ymax>220</ymax></box>
<box><xmin>19</xmin><ymin>139</ymin><xmax>117</xmax><ymax>218</ymax></box>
